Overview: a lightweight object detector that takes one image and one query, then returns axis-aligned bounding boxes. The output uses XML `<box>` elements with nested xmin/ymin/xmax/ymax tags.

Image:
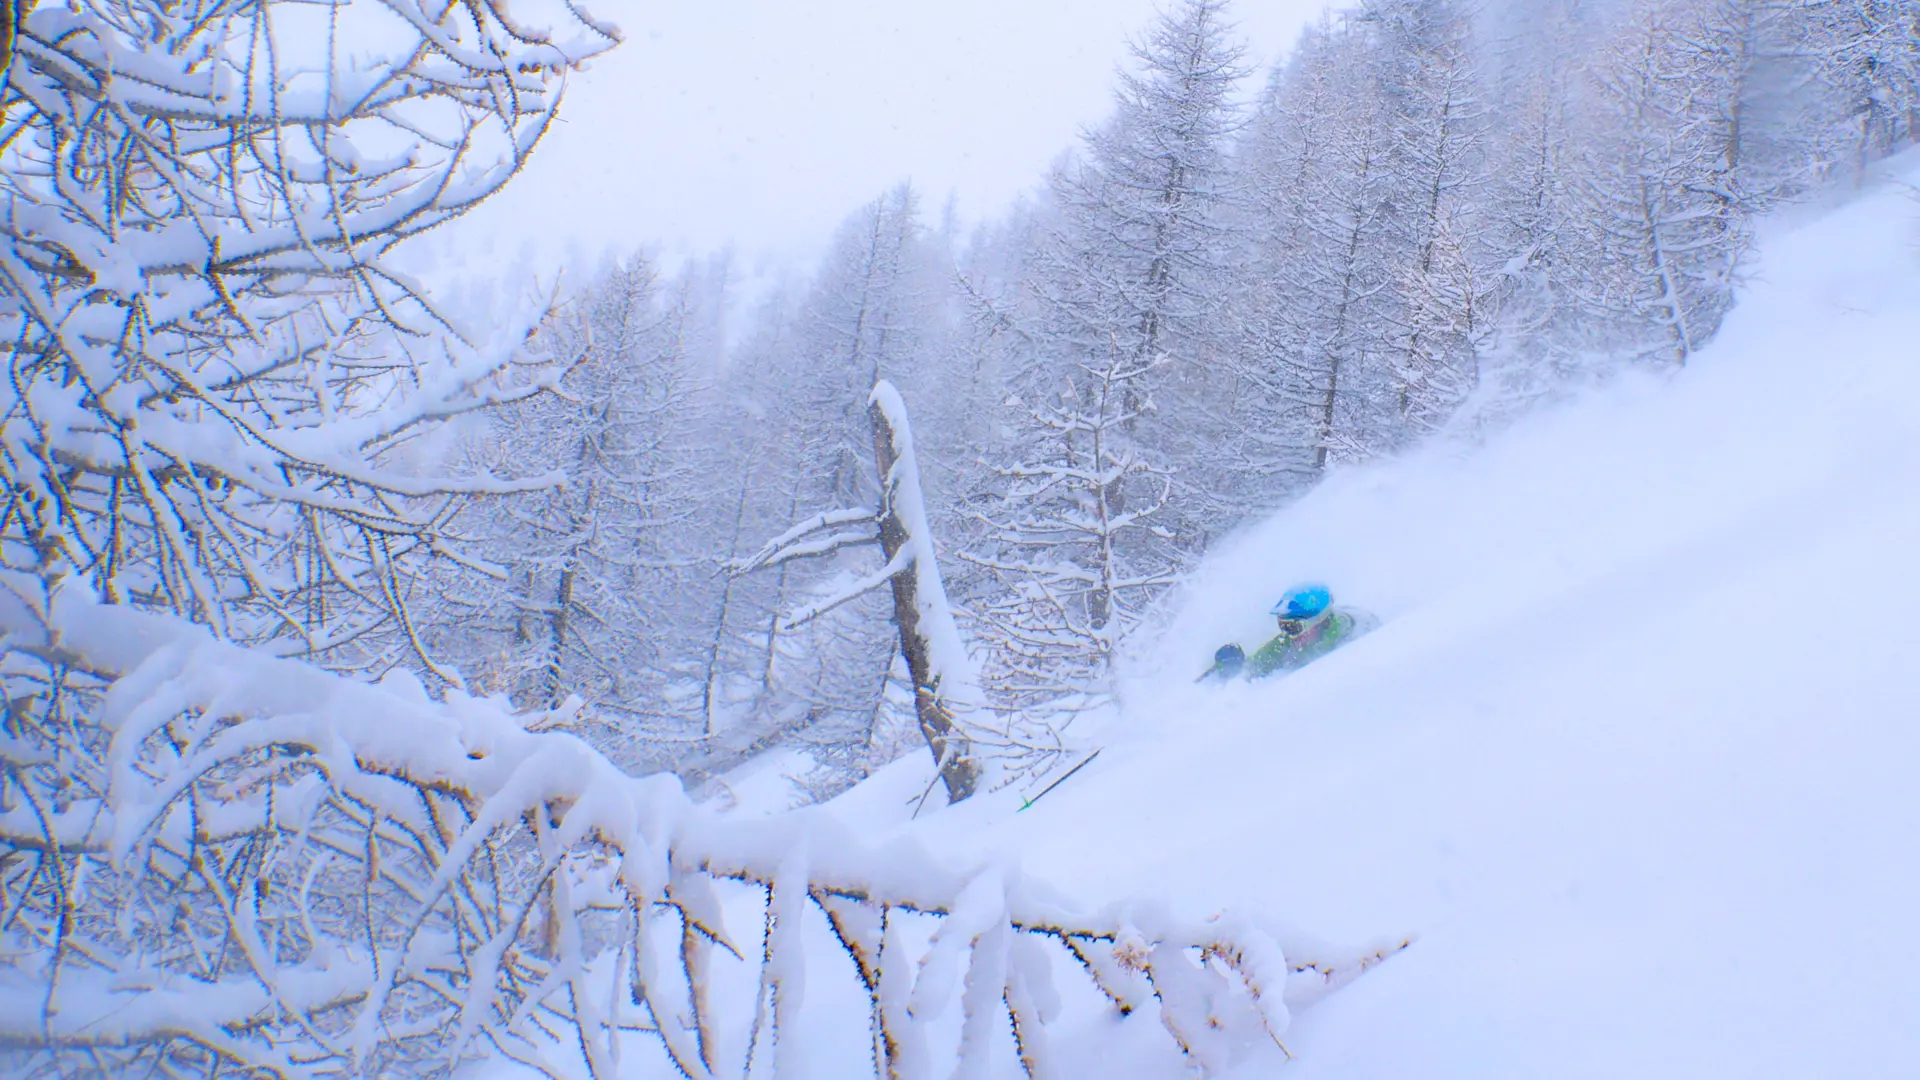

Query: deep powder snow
<box><xmin>840</xmin><ymin>156</ymin><xmax>1920</xmax><ymax>1076</ymax></box>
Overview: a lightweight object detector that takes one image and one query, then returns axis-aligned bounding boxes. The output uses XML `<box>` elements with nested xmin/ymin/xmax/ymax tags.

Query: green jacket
<box><xmin>1245</xmin><ymin>609</ymin><xmax>1360</xmax><ymax>679</ymax></box>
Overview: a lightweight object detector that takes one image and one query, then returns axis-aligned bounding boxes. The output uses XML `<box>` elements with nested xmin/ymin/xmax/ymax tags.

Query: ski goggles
<box><xmin>1275</xmin><ymin>618</ymin><xmax>1305</xmax><ymax>635</ymax></box>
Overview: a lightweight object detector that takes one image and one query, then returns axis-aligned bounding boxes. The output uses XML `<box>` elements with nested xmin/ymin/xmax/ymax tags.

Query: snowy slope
<box><xmin>856</xmin><ymin>162</ymin><xmax>1920</xmax><ymax>1074</ymax></box>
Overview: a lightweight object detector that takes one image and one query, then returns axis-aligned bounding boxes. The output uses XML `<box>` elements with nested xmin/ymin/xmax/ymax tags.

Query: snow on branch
<box><xmin>779</xmin><ymin>547</ymin><xmax>913</xmax><ymax>631</ymax></box>
<box><xmin>729</xmin><ymin>506</ymin><xmax>878</xmax><ymax>574</ymax></box>
<box><xmin>0</xmin><ymin>0</ymin><xmax>620</xmax><ymax>669</ymax></box>
<box><xmin>0</xmin><ymin>576</ymin><xmax>1400</xmax><ymax>1078</ymax></box>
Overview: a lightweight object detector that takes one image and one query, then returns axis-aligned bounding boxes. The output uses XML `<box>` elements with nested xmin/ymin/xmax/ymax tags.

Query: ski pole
<box><xmin>1017</xmin><ymin>749</ymin><xmax>1102</xmax><ymax>812</ymax></box>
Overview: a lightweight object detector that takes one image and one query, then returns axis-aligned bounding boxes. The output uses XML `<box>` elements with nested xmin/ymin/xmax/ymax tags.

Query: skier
<box><xmin>1202</xmin><ymin>583</ymin><xmax>1375</xmax><ymax>681</ymax></box>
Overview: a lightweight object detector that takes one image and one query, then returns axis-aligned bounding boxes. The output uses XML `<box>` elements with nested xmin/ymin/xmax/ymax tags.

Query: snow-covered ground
<box><xmin>833</xmin><ymin>158</ymin><xmax>1920</xmax><ymax>1074</ymax></box>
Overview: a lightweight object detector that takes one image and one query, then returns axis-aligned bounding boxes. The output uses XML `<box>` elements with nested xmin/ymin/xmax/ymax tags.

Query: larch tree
<box><xmin>1238</xmin><ymin>14</ymin><xmax>1400</xmax><ymax>471</ymax></box>
<box><xmin>1801</xmin><ymin>0</ymin><xmax>1920</xmax><ymax>183</ymax></box>
<box><xmin>0</xmin><ymin>0</ymin><xmax>618</xmax><ymax>680</ymax></box>
<box><xmin>433</xmin><ymin>258</ymin><xmax>714</xmax><ymax>755</ymax></box>
<box><xmin>1208</xmin><ymin>24</ymin><xmax>1370</xmax><ymax>514</ymax></box>
<box><xmin>1478</xmin><ymin>2</ymin><xmax>1595</xmax><ymax>396</ymax></box>
<box><xmin>1576</xmin><ymin>1</ymin><xmax>1755</xmax><ymax>366</ymax></box>
<box><xmin>977</xmin><ymin>0</ymin><xmax>1250</xmax><ymax>702</ymax></box>
<box><xmin>688</xmin><ymin>187</ymin><xmax>964</xmax><ymax>792</ymax></box>
<box><xmin>1354</xmin><ymin>0</ymin><xmax>1499</xmax><ymax>435</ymax></box>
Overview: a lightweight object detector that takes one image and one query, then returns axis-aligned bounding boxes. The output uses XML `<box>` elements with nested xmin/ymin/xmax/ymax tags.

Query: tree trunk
<box><xmin>761</xmin><ymin>479</ymin><xmax>804</xmax><ymax>693</ymax></box>
<box><xmin>1</xmin><ymin>1</ymin><xmax>20</xmax><ymax>100</ymax></box>
<box><xmin>543</xmin><ymin>558</ymin><xmax>577</xmax><ymax>707</ymax></box>
<box><xmin>868</xmin><ymin>386</ymin><xmax>981</xmax><ymax>804</ymax></box>
<box><xmin>702</xmin><ymin>473</ymin><xmax>754</xmax><ymax>738</ymax></box>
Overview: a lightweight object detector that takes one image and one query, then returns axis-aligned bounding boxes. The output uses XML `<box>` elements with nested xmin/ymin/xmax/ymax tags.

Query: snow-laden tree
<box><xmin>1361</xmin><ymin>0</ymin><xmax>1498</xmax><ymax>434</ymax></box>
<box><xmin>1231</xmin><ymin>15</ymin><xmax>1400</xmax><ymax>472</ymax></box>
<box><xmin>433</xmin><ymin>258</ymin><xmax>715</xmax><ymax>751</ymax></box>
<box><xmin>1475</xmin><ymin>4</ymin><xmax>1595</xmax><ymax>399</ymax></box>
<box><xmin>1664</xmin><ymin>0</ymin><xmax>1820</xmax><ymax>207</ymax></box>
<box><xmin>979</xmin><ymin>0</ymin><xmax>1249</xmax><ymax>700</ymax></box>
<box><xmin>0</xmin><ymin>0</ymin><xmax>618</xmax><ymax>676</ymax></box>
<box><xmin>1210</xmin><ymin>60</ymin><xmax>1327</xmax><ymax>504</ymax></box>
<box><xmin>1575</xmin><ymin>1</ymin><xmax>1756</xmax><ymax>366</ymax></box>
<box><xmin>795</xmin><ymin>185</ymin><xmax>925</xmax><ymax>501</ymax></box>
<box><xmin>1038</xmin><ymin>0</ymin><xmax>1249</xmax><ymax>380</ymax></box>
<box><xmin>754</xmin><ymin>191</ymin><xmax>924</xmax><ymax>767</ymax></box>
<box><xmin>1801</xmin><ymin>0</ymin><xmax>1920</xmax><ymax>182</ymax></box>
<box><xmin>965</xmin><ymin>349</ymin><xmax>1178</xmax><ymax>708</ymax></box>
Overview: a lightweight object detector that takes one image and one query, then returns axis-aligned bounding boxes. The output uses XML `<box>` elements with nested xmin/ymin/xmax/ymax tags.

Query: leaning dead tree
<box><xmin>0</xmin><ymin>575</ymin><xmax>1406</xmax><ymax>1079</ymax></box>
<box><xmin>735</xmin><ymin>382</ymin><xmax>984</xmax><ymax>803</ymax></box>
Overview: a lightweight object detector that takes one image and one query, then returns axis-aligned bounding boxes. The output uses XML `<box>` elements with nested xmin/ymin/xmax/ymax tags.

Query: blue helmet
<box><xmin>1273</xmin><ymin>583</ymin><xmax>1331</xmax><ymax>620</ymax></box>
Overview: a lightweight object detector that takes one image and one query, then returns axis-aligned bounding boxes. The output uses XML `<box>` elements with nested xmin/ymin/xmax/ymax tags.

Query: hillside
<box><xmin>854</xmin><ymin>156</ymin><xmax>1920</xmax><ymax>1075</ymax></box>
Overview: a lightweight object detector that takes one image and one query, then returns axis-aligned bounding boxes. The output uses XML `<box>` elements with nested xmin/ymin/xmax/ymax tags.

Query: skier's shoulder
<box><xmin>1244</xmin><ymin>632</ymin><xmax>1291</xmax><ymax>677</ymax></box>
<box><xmin>1249</xmin><ymin>630</ymin><xmax>1290</xmax><ymax>661</ymax></box>
<box><xmin>1331</xmin><ymin>606</ymin><xmax>1381</xmax><ymax>637</ymax></box>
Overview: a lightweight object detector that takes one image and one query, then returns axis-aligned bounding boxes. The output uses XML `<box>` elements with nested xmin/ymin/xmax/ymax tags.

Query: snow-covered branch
<box><xmin>0</xmin><ymin>0</ymin><xmax>619</xmax><ymax>673</ymax></box>
<box><xmin>780</xmin><ymin>547</ymin><xmax>914</xmax><ymax>630</ymax></box>
<box><xmin>730</xmin><ymin>507</ymin><xmax>878</xmax><ymax>574</ymax></box>
<box><xmin>0</xmin><ymin>577</ymin><xmax>1391</xmax><ymax>1078</ymax></box>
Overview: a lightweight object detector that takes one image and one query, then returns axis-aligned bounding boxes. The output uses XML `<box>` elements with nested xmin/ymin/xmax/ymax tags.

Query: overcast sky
<box><xmin>449</xmin><ymin>0</ymin><xmax>1331</xmax><ymax>282</ymax></box>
